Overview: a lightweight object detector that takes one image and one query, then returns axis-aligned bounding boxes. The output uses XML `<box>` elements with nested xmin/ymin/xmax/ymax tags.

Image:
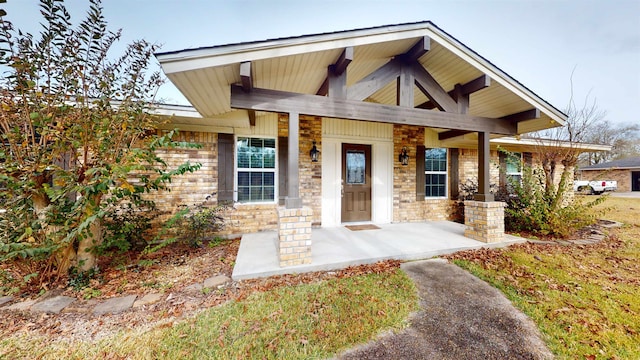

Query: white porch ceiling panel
<box><xmin>157</xmin><ymin>21</ymin><xmax>567</xmax><ymax>134</ymax></box>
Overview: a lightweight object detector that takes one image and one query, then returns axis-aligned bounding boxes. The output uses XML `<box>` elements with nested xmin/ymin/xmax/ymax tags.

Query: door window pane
<box><xmin>346</xmin><ymin>151</ymin><xmax>365</xmax><ymax>184</ymax></box>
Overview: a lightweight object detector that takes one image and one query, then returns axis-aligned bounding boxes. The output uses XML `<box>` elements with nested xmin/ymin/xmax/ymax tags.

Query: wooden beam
<box><xmin>396</xmin><ymin>65</ymin><xmax>414</xmax><ymax>107</ymax></box>
<box><xmin>328</xmin><ymin>64</ymin><xmax>347</xmax><ymax>98</ymax></box>
<box><xmin>333</xmin><ymin>47</ymin><xmax>353</xmax><ymax>75</ymax></box>
<box><xmin>399</xmin><ymin>36</ymin><xmax>430</xmax><ymax>63</ymax></box>
<box><xmin>347</xmin><ymin>58</ymin><xmax>402</xmax><ymax>101</ymax></box>
<box><xmin>417</xmin><ymin>75</ymin><xmax>490</xmax><ymax>110</ymax></box>
<box><xmin>315</xmin><ymin>47</ymin><xmax>352</xmax><ymax>96</ymax></box>
<box><xmin>285</xmin><ymin>112</ymin><xmax>302</xmax><ymax>209</ymax></box>
<box><xmin>461</xmin><ymin>74</ymin><xmax>491</xmax><ymax>95</ymax></box>
<box><xmin>316</xmin><ymin>78</ymin><xmax>328</xmax><ymax>96</ymax></box>
<box><xmin>412</xmin><ymin>62</ymin><xmax>458</xmax><ymax>113</ymax></box>
<box><xmin>231</xmin><ymin>85</ymin><xmax>517</xmax><ymax>135</ymax></box>
<box><xmin>438</xmin><ymin>130</ymin><xmax>473</xmax><ymax>140</ymax></box>
<box><xmin>240</xmin><ymin>61</ymin><xmax>252</xmax><ymax>92</ymax></box>
<box><xmin>453</xmin><ymin>83</ymin><xmax>469</xmax><ymax>114</ymax></box>
<box><xmin>439</xmin><ymin>107</ymin><xmax>539</xmax><ymax>140</ymax></box>
<box><xmin>248</xmin><ymin>110</ymin><xmax>256</xmax><ymax>126</ymax></box>
<box><xmin>474</xmin><ymin>131</ymin><xmax>494</xmax><ymax>202</ymax></box>
<box><xmin>501</xmin><ymin>108</ymin><xmax>540</xmax><ymax>123</ymax></box>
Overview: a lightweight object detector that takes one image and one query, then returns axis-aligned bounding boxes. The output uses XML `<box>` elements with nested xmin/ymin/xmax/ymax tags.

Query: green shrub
<box><xmin>98</xmin><ymin>201</ymin><xmax>161</xmax><ymax>255</ymax></box>
<box><xmin>497</xmin><ymin>162</ymin><xmax>606</xmax><ymax>238</ymax></box>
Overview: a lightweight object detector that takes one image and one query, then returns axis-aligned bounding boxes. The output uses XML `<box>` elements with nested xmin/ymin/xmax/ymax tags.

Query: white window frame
<box><xmin>506</xmin><ymin>152</ymin><xmax>523</xmax><ymax>184</ymax></box>
<box><xmin>425</xmin><ymin>148</ymin><xmax>448</xmax><ymax>199</ymax></box>
<box><xmin>234</xmin><ymin>136</ymin><xmax>277</xmax><ymax>204</ymax></box>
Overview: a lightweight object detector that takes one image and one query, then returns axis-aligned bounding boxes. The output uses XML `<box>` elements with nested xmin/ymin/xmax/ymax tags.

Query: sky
<box><xmin>3</xmin><ymin>0</ymin><xmax>639</xmax><ymax>126</ymax></box>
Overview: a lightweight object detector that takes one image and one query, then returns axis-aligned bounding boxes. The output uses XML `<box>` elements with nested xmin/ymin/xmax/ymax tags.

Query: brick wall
<box><xmin>464</xmin><ymin>200</ymin><xmax>505</xmax><ymax>243</ymax></box>
<box><xmin>152</xmin><ymin>131</ymin><xmax>218</xmax><ymax>216</ymax></box>
<box><xmin>393</xmin><ymin>124</ymin><xmax>425</xmax><ymax>222</ymax></box>
<box><xmin>457</xmin><ymin>148</ymin><xmax>500</xmax><ymax>195</ymax></box>
<box><xmin>580</xmin><ymin>169</ymin><xmax>631</xmax><ymax>192</ymax></box>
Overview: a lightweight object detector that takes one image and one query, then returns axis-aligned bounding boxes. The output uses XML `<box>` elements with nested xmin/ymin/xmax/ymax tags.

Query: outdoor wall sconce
<box><xmin>399</xmin><ymin>146</ymin><xmax>409</xmax><ymax>166</ymax></box>
<box><xmin>310</xmin><ymin>140</ymin><xmax>320</xmax><ymax>162</ymax></box>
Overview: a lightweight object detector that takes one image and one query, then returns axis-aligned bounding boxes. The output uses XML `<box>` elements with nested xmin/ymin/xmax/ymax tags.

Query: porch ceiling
<box><xmin>157</xmin><ymin>21</ymin><xmax>567</xmax><ymax>135</ymax></box>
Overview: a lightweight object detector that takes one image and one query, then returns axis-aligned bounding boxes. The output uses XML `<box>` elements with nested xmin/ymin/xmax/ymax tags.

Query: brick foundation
<box><xmin>464</xmin><ymin>201</ymin><xmax>505</xmax><ymax>243</ymax></box>
<box><xmin>277</xmin><ymin>207</ymin><xmax>313</xmax><ymax>267</ymax></box>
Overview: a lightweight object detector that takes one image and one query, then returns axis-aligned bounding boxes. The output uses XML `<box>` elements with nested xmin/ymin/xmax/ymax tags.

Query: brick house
<box><xmin>150</xmin><ymin>21</ymin><xmax>587</xmax><ymax>266</ymax></box>
<box><xmin>578</xmin><ymin>157</ymin><xmax>640</xmax><ymax>192</ymax></box>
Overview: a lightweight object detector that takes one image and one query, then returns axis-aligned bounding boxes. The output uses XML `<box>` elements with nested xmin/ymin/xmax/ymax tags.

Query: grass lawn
<box><xmin>0</xmin><ymin>269</ymin><xmax>418</xmax><ymax>359</ymax></box>
<box><xmin>450</xmin><ymin>196</ymin><xmax>640</xmax><ymax>359</ymax></box>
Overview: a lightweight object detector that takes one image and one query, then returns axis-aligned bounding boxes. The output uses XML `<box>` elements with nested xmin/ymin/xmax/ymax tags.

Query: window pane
<box><xmin>264</xmin><ymin>172</ymin><xmax>274</xmax><ymax>186</ymax></box>
<box><xmin>424</xmin><ymin>148</ymin><xmax>447</xmax><ymax>198</ymax></box>
<box><xmin>506</xmin><ymin>153</ymin><xmax>521</xmax><ymax>174</ymax></box>
<box><xmin>250</xmin><ymin>172</ymin><xmax>263</xmax><ymax>186</ymax></box>
<box><xmin>346</xmin><ymin>151</ymin><xmax>365</xmax><ymax>184</ymax></box>
<box><xmin>236</xmin><ymin>137</ymin><xmax>276</xmax><ymax>203</ymax></box>
<box><xmin>238</xmin><ymin>172</ymin><xmax>249</xmax><ymax>186</ymax></box>
<box><xmin>237</xmin><ymin>186</ymin><xmax>249</xmax><ymax>202</ymax></box>
<box><xmin>425</xmin><ymin>173</ymin><xmax>446</xmax><ymax>197</ymax></box>
<box><xmin>425</xmin><ymin>148</ymin><xmax>446</xmax><ymax>172</ymax></box>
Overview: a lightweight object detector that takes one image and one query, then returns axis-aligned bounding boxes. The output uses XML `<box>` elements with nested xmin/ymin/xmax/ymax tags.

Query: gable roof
<box><xmin>155</xmin><ymin>21</ymin><xmax>567</xmax><ymax>134</ymax></box>
<box><xmin>580</xmin><ymin>157</ymin><xmax>640</xmax><ymax>170</ymax></box>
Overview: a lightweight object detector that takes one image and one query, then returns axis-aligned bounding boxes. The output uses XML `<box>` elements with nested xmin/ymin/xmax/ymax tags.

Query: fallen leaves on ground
<box><xmin>0</xmin><ymin>239</ymin><xmax>401</xmax><ymax>345</ymax></box>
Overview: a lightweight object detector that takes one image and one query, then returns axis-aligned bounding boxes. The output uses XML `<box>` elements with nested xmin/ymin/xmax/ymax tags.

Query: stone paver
<box><xmin>133</xmin><ymin>293</ymin><xmax>164</xmax><ymax>308</ymax></box>
<box><xmin>63</xmin><ymin>299</ymin><xmax>98</xmax><ymax>314</ymax></box>
<box><xmin>0</xmin><ymin>296</ymin><xmax>13</xmax><ymax>307</ymax></box>
<box><xmin>93</xmin><ymin>295</ymin><xmax>137</xmax><ymax>315</ymax></box>
<box><xmin>6</xmin><ymin>299</ymin><xmax>37</xmax><ymax>311</ymax></box>
<box><xmin>203</xmin><ymin>275</ymin><xmax>230</xmax><ymax>289</ymax></box>
<box><xmin>184</xmin><ymin>283</ymin><xmax>203</xmax><ymax>293</ymax></box>
<box><xmin>31</xmin><ymin>295</ymin><xmax>75</xmax><ymax>314</ymax></box>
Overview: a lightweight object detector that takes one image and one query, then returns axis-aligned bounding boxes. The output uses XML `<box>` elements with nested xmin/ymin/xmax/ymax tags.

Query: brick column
<box><xmin>277</xmin><ymin>207</ymin><xmax>313</xmax><ymax>267</ymax></box>
<box><xmin>464</xmin><ymin>201</ymin><xmax>505</xmax><ymax>243</ymax></box>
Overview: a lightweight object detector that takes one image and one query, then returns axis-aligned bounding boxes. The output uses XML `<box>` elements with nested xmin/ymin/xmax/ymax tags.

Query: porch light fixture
<box><xmin>309</xmin><ymin>140</ymin><xmax>320</xmax><ymax>162</ymax></box>
<box><xmin>399</xmin><ymin>146</ymin><xmax>409</xmax><ymax>166</ymax></box>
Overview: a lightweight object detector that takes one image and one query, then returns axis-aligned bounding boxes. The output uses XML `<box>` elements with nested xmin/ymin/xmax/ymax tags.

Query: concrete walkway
<box><xmin>232</xmin><ymin>221</ymin><xmax>525</xmax><ymax>280</ymax></box>
<box><xmin>610</xmin><ymin>191</ymin><xmax>640</xmax><ymax>198</ymax></box>
<box><xmin>337</xmin><ymin>259</ymin><xmax>554</xmax><ymax>359</ymax></box>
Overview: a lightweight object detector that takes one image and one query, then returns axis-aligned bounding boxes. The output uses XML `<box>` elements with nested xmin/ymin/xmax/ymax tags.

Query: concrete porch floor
<box><xmin>232</xmin><ymin>221</ymin><xmax>526</xmax><ymax>280</ymax></box>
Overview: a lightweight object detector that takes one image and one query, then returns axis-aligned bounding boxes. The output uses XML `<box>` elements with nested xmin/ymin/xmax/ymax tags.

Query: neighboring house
<box><xmin>148</xmin><ymin>21</ymin><xmax>601</xmax><ymax>266</ymax></box>
<box><xmin>578</xmin><ymin>157</ymin><xmax>640</xmax><ymax>192</ymax></box>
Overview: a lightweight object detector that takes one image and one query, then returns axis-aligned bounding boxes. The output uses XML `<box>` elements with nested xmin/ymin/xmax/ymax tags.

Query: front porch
<box><xmin>231</xmin><ymin>221</ymin><xmax>525</xmax><ymax>280</ymax></box>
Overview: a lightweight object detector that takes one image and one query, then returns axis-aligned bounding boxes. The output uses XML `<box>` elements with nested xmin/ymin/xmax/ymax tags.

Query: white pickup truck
<box><xmin>573</xmin><ymin>180</ymin><xmax>617</xmax><ymax>195</ymax></box>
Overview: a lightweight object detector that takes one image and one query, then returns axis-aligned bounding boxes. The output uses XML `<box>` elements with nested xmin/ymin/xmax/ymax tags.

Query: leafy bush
<box><xmin>177</xmin><ymin>201</ymin><xmax>228</xmax><ymax>247</ymax></box>
<box><xmin>144</xmin><ymin>195</ymin><xmax>229</xmax><ymax>254</ymax></box>
<box><xmin>497</xmin><ymin>163</ymin><xmax>606</xmax><ymax>238</ymax></box>
<box><xmin>98</xmin><ymin>200</ymin><xmax>162</xmax><ymax>255</ymax></box>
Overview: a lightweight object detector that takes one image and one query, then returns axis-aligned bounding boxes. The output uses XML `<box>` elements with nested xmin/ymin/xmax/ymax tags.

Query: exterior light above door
<box><xmin>310</xmin><ymin>140</ymin><xmax>320</xmax><ymax>162</ymax></box>
<box><xmin>399</xmin><ymin>146</ymin><xmax>409</xmax><ymax>166</ymax></box>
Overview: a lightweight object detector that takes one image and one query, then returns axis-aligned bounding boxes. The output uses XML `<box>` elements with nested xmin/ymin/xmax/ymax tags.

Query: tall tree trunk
<box><xmin>77</xmin><ymin>219</ymin><xmax>102</xmax><ymax>271</ymax></box>
<box><xmin>76</xmin><ymin>194</ymin><xmax>104</xmax><ymax>272</ymax></box>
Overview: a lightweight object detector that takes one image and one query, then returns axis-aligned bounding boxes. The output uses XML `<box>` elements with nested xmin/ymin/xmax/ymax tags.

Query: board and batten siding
<box><xmin>321</xmin><ymin>118</ymin><xmax>393</xmax><ymax>227</ymax></box>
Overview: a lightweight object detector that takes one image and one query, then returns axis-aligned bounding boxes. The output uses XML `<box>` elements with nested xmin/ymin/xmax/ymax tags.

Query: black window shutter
<box><xmin>217</xmin><ymin>133</ymin><xmax>234</xmax><ymax>203</ymax></box>
<box><xmin>498</xmin><ymin>151</ymin><xmax>507</xmax><ymax>188</ymax></box>
<box><xmin>278</xmin><ymin>136</ymin><xmax>288</xmax><ymax>205</ymax></box>
<box><xmin>449</xmin><ymin>148</ymin><xmax>459</xmax><ymax>200</ymax></box>
<box><xmin>416</xmin><ymin>145</ymin><xmax>426</xmax><ymax>201</ymax></box>
<box><xmin>523</xmin><ymin>152</ymin><xmax>533</xmax><ymax>167</ymax></box>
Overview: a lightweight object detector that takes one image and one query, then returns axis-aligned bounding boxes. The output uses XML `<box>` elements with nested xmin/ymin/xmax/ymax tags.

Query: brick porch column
<box><xmin>464</xmin><ymin>201</ymin><xmax>505</xmax><ymax>243</ymax></box>
<box><xmin>277</xmin><ymin>207</ymin><xmax>313</xmax><ymax>267</ymax></box>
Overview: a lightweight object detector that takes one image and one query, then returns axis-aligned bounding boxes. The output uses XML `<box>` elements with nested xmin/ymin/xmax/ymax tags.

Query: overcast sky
<box><xmin>4</xmin><ymin>0</ymin><xmax>639</xmax><ymax>125</ymax></box>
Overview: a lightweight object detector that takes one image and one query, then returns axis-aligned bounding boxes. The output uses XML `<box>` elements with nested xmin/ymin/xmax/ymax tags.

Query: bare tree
<box><xmin>581</xmin><ymin>120</ymin><xmax>640</xmax><ymax>165</ymax></box>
